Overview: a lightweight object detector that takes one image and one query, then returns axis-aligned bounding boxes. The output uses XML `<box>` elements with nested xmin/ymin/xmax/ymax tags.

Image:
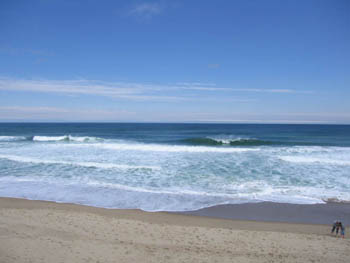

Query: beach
<box><xmin>1</xmin><ymin>197</ymin><xmax>349</xmax><ymax>263</ymax></box>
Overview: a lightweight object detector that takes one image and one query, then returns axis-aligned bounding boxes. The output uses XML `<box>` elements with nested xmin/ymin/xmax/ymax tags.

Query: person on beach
<box><xmin>331</xmin><ymin>220</ymin><xmax>345</xmax><ymax>237</ymax></box>
<box><xmin>331</xmin><ymin>220</ymin><xmax>340</xmax><ymax>235</ymax></box>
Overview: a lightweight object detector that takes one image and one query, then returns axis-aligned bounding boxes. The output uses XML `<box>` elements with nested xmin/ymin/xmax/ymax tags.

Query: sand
<box><xmin>1</xmin><ymin>198</ymin><xmax>349</xmax><ymax>263</ymax></box>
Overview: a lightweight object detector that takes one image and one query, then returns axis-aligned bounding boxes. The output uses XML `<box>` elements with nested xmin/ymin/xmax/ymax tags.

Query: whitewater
<box><xmin>0</xmin><ymin>123</ymin><xmax>349</xmax><ymax>211</ymax></box>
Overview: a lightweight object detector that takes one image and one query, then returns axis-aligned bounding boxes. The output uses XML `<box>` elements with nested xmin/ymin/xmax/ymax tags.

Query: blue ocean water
<box><xmin>0</xmin><ymin>123</ymin><xmax>350</xmax><ymax>211</ymax></box>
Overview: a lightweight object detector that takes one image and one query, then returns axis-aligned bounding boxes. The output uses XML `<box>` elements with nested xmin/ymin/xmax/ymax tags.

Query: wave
<box><xmin>0</xmin><ymin>155</ymin><xmax>160</xmax><ymax>170</ymax></box>
<box><xmin>180</xmin><ymin>137</ymin><xmax>277</xmax><ymax>146</ymax></box>
<box><xmin>179</xmin><ymin>136</ymin><xmax>338</xmax><ymax>147</ymax></box>
<box><xmin>0</xmin><ymin>135</ymin><xmax>103</xmax><ymax>142</ymax></box>
<box><xmin>32</xmin><ymin>135</ymin><xmax>103</xmax><ymax>142</ymax></box>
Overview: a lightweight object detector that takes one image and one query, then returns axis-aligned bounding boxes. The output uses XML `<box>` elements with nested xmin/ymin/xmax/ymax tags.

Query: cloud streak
<box><xmin>0</xmin><ymin>77</ymin><xmax>190</xmax><ymax>102</ymax></box>
<box><xmin>0</xmin><ymin>77</ymin><xmax>311</xmax><ymax>103</ymax></box>
<box><xmin>228</xmin><ymin>88</ymin><xmax>313</xmax><ymax>94</ymax></box>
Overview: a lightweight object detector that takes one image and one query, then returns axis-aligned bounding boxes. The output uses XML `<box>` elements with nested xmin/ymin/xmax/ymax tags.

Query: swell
<box><xmin>0</xmin><ymin>135</ymin><xmax>338</xmax><ymax>147</ymax></box>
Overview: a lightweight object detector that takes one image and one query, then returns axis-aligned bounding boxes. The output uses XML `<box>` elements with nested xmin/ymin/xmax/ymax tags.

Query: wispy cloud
<box><xmin>128</xmin><ymin>3</ymin><xmax>163</xmax><ymax>19</ymax></box>
<box><xmin>228</xmin><ymin>88</ymin><xmax>313</xmax><ymax>94</ymax></box>
<box><xmin>0</xmin><ymin>77</ymin><xmax>190</xmax><ymax>102</ymax></box>
<box><xmin>0</xmin><ymin>77</ymin><xmax>238</xmax><ymax>102</ymax></box>
<box><xmin>0</xmin><ymin>77</ymin><xmax>311</xmax><ymax>103</ymax></box>
<box><xmin>0</xmin><ymin>106</ymin><xmax>135</xmax><ymax>122</ymax></box>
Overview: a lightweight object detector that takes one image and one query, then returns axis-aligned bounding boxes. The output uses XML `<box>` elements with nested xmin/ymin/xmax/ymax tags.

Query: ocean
<box><xmin>0</xmin><ymin>123</ymin><xmax>349</xmax><ymax>211</ymax></box>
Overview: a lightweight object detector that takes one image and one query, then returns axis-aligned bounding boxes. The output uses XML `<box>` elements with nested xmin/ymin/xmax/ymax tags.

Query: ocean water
<box><xmin>0</xmin><ymin>123</ymin><xmax>350</xmax><ymax>211</ymax></box>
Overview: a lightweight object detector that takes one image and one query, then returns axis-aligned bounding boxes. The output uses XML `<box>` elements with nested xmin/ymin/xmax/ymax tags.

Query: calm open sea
<box><xmin>0</xmin><ymin>123</ymin><xmax>349</xmax><ymax>211</ymax></box>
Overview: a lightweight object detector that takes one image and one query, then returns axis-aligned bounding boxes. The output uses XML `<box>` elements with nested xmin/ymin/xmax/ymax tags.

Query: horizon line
<box><xmin>0</xmin><ymin>121</ymin><xmax>349</xmax><ymax>125</ymax></box>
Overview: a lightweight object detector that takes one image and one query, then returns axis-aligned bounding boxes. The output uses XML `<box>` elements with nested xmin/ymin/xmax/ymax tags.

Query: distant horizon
<box><xmin>1</xmin><ymin>121</ymin><xmax>349</xmax><ymax>125</ymax></box>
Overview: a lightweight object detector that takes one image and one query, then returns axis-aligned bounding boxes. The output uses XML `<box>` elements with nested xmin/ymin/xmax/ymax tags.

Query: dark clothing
<box><xmin>332</xmin><ymin>221</ymin><xmax>345</xmax><ymax>236</ymax></box>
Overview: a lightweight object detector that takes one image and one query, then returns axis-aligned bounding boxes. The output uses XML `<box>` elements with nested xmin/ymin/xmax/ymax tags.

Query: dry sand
<box><xmin>1</xmin><ymin>197</ymin><xmax>349</xmax><ymax>263</ymax></box>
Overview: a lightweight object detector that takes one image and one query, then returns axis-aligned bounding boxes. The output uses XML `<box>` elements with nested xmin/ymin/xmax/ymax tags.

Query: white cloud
<box><xmin>129</xmin><ymin>3</ymin><xmax>163</xmax><ymax>19</ymax></box>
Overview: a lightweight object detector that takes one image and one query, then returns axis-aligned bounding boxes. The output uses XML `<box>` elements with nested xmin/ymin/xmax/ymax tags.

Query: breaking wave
<box><xmin>180</xmin><ymin>137</ymin><xmax>277</xmax><ymax>146</ymax></box>
<box><xmin>32</xmin><ymin>135</ymin><xmax>103</xmax><ymax>142</ymax></box>
<box><xmin>0</xmin><ymin>136</ymin><xmax>28</xmax><ymax>142</ymax></box>
<box><xmin>0</xmin><ymin>135</ymin><xmax>104</xmax><ymax>142</ymax></box>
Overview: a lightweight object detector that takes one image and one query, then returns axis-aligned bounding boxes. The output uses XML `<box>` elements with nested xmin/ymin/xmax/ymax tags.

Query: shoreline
<box><xmin>1</xmin><ymin>197</ymin><xmax>349</xmax><ymax>232</ymax></box>
<box><xmin>2</xmin><ymin>196</ymin><xmax>350</xmax><ymax>225</ymax></box>
<box><xmin>1</xmin><ymin>197</ymin><xmax>350</xmax><ymax>262</ymax></box>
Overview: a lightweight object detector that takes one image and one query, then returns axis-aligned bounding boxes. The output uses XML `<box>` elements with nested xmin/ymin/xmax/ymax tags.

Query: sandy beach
<box><xmin>1</xmin><ymin>197</ymin><xmax>349</xmax><ymax>263</ymax></box>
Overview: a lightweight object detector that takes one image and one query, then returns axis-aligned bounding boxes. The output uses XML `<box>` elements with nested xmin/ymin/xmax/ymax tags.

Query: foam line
<box><xmin>97</xmin><ymin>143</ymin><xmax>259</xmax><ymax>153</ymax></box>
<box><xmin>279</xmin><ymin>156</ymin><xmax>350</xmax><ymax>166</ymax></box>
<box><xmin>0</xmin><ymin>155</ymin><xmax>160</xmax><ymax>170</ymax></box>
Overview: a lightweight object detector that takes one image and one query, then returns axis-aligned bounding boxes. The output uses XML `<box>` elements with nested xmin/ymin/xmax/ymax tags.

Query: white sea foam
<box><xmin>279</xmin><ymin>156</ymin><xmax>350</xmax><ymax>166</ymax></box>
<box><xmin>1</xmin><ymin>135</ymin><xmax>350</xmax><ymax>211</ymax></box>
<box><xmin>85</xmin><ymin>180</ymin><xmax>250</xmax><ymax>198</ymax></box>
<box><xmin>0</xmin><ymin>177</ymin><xmax>340</xmax><ymax>211</ymax></box>
<box><xmin>278</xmin><ymin>146</ymin><xmax>350</xmax><ymax>154</ymax></box>
<box><xmin>1</xmin><ymin>174</ymin><xmax>332</xmax><ymax>203</ymax></box>
<box><xmin>0</xmin><ymin>155</ymin><xmax>160</xmax><ymax>170</ymax></box>
<box><xmin>96</xmin><ymin>143</ymin><xmax>258</xmax><ymax>153</ymax></box>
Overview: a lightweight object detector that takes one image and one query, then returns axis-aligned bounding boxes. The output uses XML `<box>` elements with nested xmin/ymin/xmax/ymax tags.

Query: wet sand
<box><xmin>1</xmin><ymin>197</ymin><xmax>349</xmax><ymax>263</ymax></box>
<box><xmin>181</xmin><ymin>201</ymin><xmax>350</xmax><ymax>225</ymax></box>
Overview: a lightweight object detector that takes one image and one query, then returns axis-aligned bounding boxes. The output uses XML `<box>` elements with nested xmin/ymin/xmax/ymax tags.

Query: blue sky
<box><xmin>0</xmin><ymin>0</ymin><xmax>349</xmax><ymax>123</ymax></box>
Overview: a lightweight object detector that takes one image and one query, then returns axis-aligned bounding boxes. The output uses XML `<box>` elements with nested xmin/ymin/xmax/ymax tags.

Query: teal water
<box><xmin>0</xmin><ymin>123</ymin><xmax>349</xmax><ymax>211</ymax></box>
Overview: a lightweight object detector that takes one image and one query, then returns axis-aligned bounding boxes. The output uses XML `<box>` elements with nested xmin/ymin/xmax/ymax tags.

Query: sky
<box><xmin>0</xmin><ymin>0</ymin><xmax>349</xmax><ymax>123</ymax></box>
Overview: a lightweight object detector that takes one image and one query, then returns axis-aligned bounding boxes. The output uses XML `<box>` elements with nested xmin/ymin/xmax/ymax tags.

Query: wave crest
<box><xmin>32</xmin><ymin>135</ymin><xmax>102</xmax><ymax>142</ymax></box>
<box><xmin>181</xmin><ymin>137</ymin><xmax>275</xmax><ymax>146</ymax></box>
